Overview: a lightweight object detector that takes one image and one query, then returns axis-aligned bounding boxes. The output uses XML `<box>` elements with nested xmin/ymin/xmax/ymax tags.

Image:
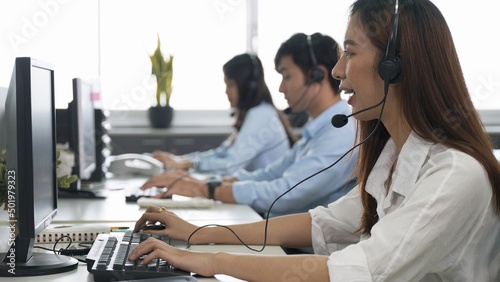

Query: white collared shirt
<box><xmin>310</xmin><ymin>132</ymin><xmax>500</xmax><ymax>281</ymax></box>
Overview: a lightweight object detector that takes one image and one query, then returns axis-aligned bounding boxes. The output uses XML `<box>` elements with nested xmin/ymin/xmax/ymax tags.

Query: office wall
<box><xmin>0</xmin><ymin>0</ymin><xmax>99</xmax><ymax>109</ymax></box>
<box><xmin>0</xmin><ymin>0</ymin><xmax>499</xmax><ymax>113</ymax></box>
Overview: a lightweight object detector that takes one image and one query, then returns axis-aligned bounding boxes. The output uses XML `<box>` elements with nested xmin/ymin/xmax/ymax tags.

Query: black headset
<box><xmin>306</xmin><ymin>34</ymin><xmax>325</xmax><ymax>84</ymax></box>
<box><xmin>378</xmin><ymin>0</ymin><xmax>403</xmax><ymax>84</ymax></box>
<box><xmin>247</xmin><ymin>53</ymin><xmax>259</xmax><ymax>94</ymax></box>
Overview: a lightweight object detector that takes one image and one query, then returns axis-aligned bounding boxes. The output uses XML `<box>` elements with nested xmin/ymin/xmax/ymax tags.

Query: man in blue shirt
<box><xmin>141</xmin><ymin>33</ymin><xmax>358</xmax><ymax>218</ymax></box>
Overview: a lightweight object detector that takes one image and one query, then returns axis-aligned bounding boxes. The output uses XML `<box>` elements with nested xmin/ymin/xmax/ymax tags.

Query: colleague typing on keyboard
<box><xmin>127</xmin><ymin>1</ymin><xmax>500</xmax><ymax>280</ymax></box>
<box><xmin>140</xmin><ymin>33</ymin><xmax>359</xmax><ymax>221</ymax></box>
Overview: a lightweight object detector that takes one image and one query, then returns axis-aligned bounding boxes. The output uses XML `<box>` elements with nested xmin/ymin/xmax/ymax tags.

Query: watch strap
<box><xmin>207</xmin><ymin>176</ymin><xmax>222</xmax><ymax>200</ymax></box>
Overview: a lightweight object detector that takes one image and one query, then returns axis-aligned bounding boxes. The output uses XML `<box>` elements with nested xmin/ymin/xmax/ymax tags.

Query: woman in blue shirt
<box><xmin>153</xmin><ymin>53</ymin><xmax>296</xmax><ymax>175</ymax></box>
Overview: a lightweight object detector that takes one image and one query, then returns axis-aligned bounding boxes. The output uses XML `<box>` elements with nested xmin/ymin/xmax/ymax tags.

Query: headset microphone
<box><xmin>229</xmin><ymin>107</ymin><xmax>237</xmax><ymax>117</ymax></box>
<box><xmin>331</xmin><ymin>96</ymin><xmax>387</xmax><ymax>128</ymax></box>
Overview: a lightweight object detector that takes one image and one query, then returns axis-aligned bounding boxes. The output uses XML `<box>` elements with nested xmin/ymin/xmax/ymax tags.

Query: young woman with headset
<box><xmin>152</xmin><ymin>53</ymin><xmax>296</xmax><ymax>175</ymax></box>
<box><xmin>129</xmin><ymin>0</ymin><xmax>500</xmax><ymax>280</ymax></box>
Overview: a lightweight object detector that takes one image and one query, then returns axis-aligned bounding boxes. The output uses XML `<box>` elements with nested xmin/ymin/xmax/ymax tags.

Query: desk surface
<box><xmin>109</xmin><ymin>126</ymin><xmax>234</xmax><ymax>137</ymax></box>
<box><xmin>9</xmin><ymin>177</ymin><xmax>285</xmax><ymax>281</ymax></box>
<box><xmin>55</xmin><ymin>178</ymin><xmax>262</xmax><ymax>223</ymax></box>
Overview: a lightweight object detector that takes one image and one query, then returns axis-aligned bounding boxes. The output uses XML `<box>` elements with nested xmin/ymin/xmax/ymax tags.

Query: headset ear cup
<box><xmin>306</xmin><ymin>34</ymin><xmax>325</xmax><ymax>84</ymax></box>
<box><xmin>378</xmin><ymin>56</ymin><xmax>403</xmax><ymax>84</ymax></box>
<box><xmin>248</xmin><ymin>80</ymin><xmax>257</xmax><ymax>94</ymax></box>
<box><xmin>247</xmin><ymin>53</ymin><xmax>259</xmax><ymax>94</ymax></box>
<box><xmin>390</xmin><ymin>56</ymin><xmax>403</xmax><ymax>83</ymax></box>
<box><xmin>310</xmin><ymin>67</ymin><xmax>325</xmax><ymax>83</ymax></box>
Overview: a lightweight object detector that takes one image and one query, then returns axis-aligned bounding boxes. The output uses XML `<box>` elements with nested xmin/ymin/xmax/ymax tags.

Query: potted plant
<box><xmin>0</xmin><ymin>149</ymin><xmax>78</xmax><ymax>210</ymax></box>
<box><xmin>148</xmin><ymin>34</ymin><xmax>174</xmax><ymax>128</ymax></box>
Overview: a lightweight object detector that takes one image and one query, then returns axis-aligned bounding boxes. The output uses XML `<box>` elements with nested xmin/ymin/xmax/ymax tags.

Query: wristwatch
<box><xmin>206</xmin><ymin>176</ymin><xmax>222</xmax><ymax>200</ymax></box>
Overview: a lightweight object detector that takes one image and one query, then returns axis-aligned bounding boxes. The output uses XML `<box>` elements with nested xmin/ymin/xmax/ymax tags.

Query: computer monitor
<box><xmin>0</xmin><ymin>57</ymin><xmax>78</xmax><ymax>276</ymax></box>
<box><xmin>68</xmin><ymin>78</ymin><xmax>96</xmax><ymax>181</ymax></box>
<box><xmin>57</xmin><ymin>78</ymin><xmax>107</xmax><ymax>199</ymax></box>
<box><xmin>0</xmin><ymin>87</ymin><xmax>7</xmax><ymax>151</ymax></box>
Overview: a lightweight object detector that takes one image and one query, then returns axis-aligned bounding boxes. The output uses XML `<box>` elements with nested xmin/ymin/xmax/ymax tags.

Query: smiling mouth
<box><xmin>344</xmin><ymin>89</ymin><xmax>355</xmax><ymax>95</ymax></box>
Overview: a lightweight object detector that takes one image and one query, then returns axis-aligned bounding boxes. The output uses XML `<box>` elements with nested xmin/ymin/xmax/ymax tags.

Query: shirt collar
<box><xmin>366</xmin><ymin>131</ymin><xmax>434</xmax><ymax>199</ymax></box>
<box><xmin>302</xmin><ymin>99</ymin><xmax>351</xmax><ymax>140</ymax></box>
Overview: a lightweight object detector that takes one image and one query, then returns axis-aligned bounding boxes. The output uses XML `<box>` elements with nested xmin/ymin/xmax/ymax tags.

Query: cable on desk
<box><xmin>34</xmin><ymin>235</ymin><xmax>90</xmax><ymax>263</ymax></box>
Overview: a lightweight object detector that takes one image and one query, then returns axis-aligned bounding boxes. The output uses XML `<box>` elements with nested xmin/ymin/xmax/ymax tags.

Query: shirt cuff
<box><xmin>231</xmin><ymin>181</ymin><xmax>254</xmax><ymax>205</ymax></box>
<box><xmin>233</xmin><ymin>169</ymin><xmax>253</xmax><ymax>181</ymax></box>
<box><xmin>327</xmin><ymin>244</ymin><xmax>372</xmax><ymax>282</ymax></box>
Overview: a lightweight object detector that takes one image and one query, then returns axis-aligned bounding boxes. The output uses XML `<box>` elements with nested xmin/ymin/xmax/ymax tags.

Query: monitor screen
<box><xmin>0</xmin><ymin>87</ymin><xmax>7</xmax><ymax>151</ymax></box>
<box><xmin>69</xmin><ymin>78</ymin><xmax>96</xmax><ymax>181</ymax></box>
<box><xmin>0</xmin><ymin>57</ymin><xmax>78</xmax><ymax>276</ymax></box>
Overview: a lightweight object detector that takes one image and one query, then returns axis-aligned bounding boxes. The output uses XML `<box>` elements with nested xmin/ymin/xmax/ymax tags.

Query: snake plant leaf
<box><xmin>150</xmin><ymin>35</ymin><xmax>174</xmax><ymax>106</ymax></box>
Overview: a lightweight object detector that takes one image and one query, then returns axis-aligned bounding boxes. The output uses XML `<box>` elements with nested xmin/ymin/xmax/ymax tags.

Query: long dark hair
<box><xmin>351</xmin><ymin>0</ymin><xmax>500</xmax><ymax>234</ymax></box>
<box><xmin>223</xmin><ymin>53</ymin><xmax>297</xmax><ymax>145</ymax></box>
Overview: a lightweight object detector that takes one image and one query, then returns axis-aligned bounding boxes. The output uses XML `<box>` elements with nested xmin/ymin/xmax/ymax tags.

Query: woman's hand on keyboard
<box><xmin>133</xmin><ymin>205</ymin><xmax>198</xmax><ymax>241</ymax></box>
<box><xmin>127</xmin><ymin>237</ymin><xmax>217</xmax><ymax>277</ymax></box>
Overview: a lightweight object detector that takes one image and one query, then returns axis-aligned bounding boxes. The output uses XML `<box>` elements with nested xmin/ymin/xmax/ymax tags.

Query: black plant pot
<box><xmin>148</xmin><ymin>105</ymin><xmax>174</xmax><ymax>128</ymax></box>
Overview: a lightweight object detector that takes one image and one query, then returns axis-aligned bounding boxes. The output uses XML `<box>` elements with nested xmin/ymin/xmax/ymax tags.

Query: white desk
<box><xmin>10</xmin><ymin>179</ymin><xmax>286</xmax><ymax>282</ymax></box>
<box><xmin>55</xmin><ymin>176</ymin><xmax>263</xmax><ymax>223</ymax></box>
<box><xmin>56</xmin><ymin>195</ymin><xmax>262</xmax><ymax>223</ymax></box>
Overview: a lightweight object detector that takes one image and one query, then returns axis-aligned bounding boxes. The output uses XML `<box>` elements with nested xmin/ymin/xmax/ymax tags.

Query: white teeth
<box><xmin>344</xmin><ymin>89</ymin><xmax>354</xmax><ymax>95</ymax></box>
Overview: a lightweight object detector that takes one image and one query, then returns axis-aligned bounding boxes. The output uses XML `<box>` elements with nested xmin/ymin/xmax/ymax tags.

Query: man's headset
<box><xmin>187</xmin><ymin>2</ymin><xmax>403</xmax><ymax>251</ymax></box>
<box><xmin>283</xmin><ymin>34</ymin><xmax>324</xmax><ymax>114</ymax></box>
<box><xmin>306</xmin><ymin>34</ymin><xmax>325</xmax><ymax>84</ymax></box>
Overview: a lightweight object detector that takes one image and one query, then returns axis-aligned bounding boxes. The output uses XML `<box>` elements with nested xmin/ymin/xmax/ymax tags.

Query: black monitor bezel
<box><xmin>7</xmin><ymin>57</ymin><xmax>58</xmax><ymax>240</ymax></box>
<box><xmin>69</xmin><ymin>77</ymin><xmax>96</xmax><ymax>181</ymax></box>
<box><xmin>1</xmin><ymin>57</ymin><xmax>77</xmax><ymax>277</ymax></box>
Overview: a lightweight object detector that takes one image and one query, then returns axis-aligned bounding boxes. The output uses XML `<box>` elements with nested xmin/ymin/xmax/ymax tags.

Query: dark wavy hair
<box><xmin>223</xmin><ymin>53</ymin><xmax>297</xmax><ymax>145</ymax></box>
<box><xmin>350</xmin><ymin>0</ymin><xmax>500</xmax><ymax>235</ymax></box>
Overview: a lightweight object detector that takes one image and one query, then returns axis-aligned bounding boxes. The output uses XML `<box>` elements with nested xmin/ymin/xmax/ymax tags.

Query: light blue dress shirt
<box><xmin>187</xmin><ymin>102</ymin><xmax>290</xmax><ymax>175</ymax></box>
<box><xmin>232</xmin><ymin>99</ymin><xmax>358</xmax><ymax>217</ymax></box>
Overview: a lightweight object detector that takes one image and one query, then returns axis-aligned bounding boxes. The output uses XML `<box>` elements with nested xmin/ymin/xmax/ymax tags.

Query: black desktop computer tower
<box><xmin>89</xmin><ymin>108</ymin><xmax>111</xmax><ymax>182</ymax></box>
<box><xmin>55</xmin><ymin>108</ymin><xmax>111</xmax><ymax>183</ymax></box>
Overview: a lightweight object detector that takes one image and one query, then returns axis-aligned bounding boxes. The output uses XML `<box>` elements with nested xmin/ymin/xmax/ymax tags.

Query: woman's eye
<box><xmin>343</xmin><ymin>51</ymin><xmax>353</xmax><ymax>58</ymax></box>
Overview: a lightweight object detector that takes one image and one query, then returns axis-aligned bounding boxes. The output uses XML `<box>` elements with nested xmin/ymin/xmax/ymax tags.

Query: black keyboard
<box><xmin>87</xmin><ymin>230</ymin><xmax>191</xmax><ymax>281</ymax></box>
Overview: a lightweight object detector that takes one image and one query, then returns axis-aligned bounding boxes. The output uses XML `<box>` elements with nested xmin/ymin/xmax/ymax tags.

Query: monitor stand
<box><xmin>0</xmin><ymin>252</ymin><xmax>78</xmax><ymax>276</ymax></box>
<box><xmin>58</xmin><ymin>180</ymin><xmax>108</xmax><ymax>199</ymax></box>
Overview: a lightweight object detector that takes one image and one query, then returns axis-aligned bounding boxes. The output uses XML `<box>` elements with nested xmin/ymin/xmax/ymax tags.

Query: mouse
<box><xmin>141</xmin><ymin>223</ymin><xmax>166</xmax><ymax>231</ymax></box>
